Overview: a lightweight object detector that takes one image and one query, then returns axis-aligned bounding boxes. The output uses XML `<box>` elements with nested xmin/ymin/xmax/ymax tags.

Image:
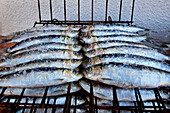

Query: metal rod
<box><xmin>90</xmin><ymin>81</ymin><xmax>95</xmax><ymax>113</ymax></box>
<box><xmin>64</xmin><ymin>0</ymin><xmax>67</xmax><ymax>22</ymax></box>
<box><xmin>78</xmin><ymin>0</ymin><xmax>80</xmax><ymax>21</ymax></box>
<box><xmin>119</xmin><ymin>0</ymin><xmax>123</xmax><ymax>21</ymax></box>
<box><xmin>37</xmin><ymin>0</ymin><xmax>42</xmax><ymax>22</ymax></box>
<box><xmin>91</xmin><ymin>0</ymin><xmax>94</xmax><ymax>22</ymax></box>
<box><xmin>105</xmin><ymin>0</ymin><xmax>109</xmax><ymax>21</ymax></box>
<box><xmin>49</xmin><ymin>0</ymin><xmax>53</xmax><ymax>21</ymax></box>
<box><xmin>63</xmin><ymin>82</ymin><xmax>71</xmax><ymax>113</ymax></box>
<box><xmin>41</xmin><ymin>87</ymin><xmax>49</xmax><ymax>107</ymax></box>
<box><xmin>131</xmin><ymin>0</ymin><xmax>135</xmax><ymax>23</ymax></box>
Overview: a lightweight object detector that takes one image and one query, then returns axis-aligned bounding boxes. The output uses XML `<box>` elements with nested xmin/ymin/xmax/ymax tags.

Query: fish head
<box><xmin>73</xmin><ymin>51</ymin><xmax>83</xmax><ymax>59</ymax></box>
<box><xmin>72</xmin><ymin>45</ymin><xmax>82</xmax><ymax>51</ymax></box>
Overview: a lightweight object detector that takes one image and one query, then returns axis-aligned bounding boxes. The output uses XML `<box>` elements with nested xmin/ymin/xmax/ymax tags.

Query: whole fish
<box><xmin>0</xmin><ymin>49</ymin><xmax>83</xmax><ymax>67</ymax></box>
<box><xmin>83</xmin><ymin>54</ymin><xmax>170</xmax><ymax>72</ymax></box>
<box><xmin>83</xmin><ymin>64</ymin><xmax>170</xmax><ymax>88</ymax></box>
<box><xmin>79</xmin><ymin>79</ymin><xmax>169</xmax><ymax>100</ymax></box>
<box><xmin>8</xmin><ymin>30</ymin><xmax>79</xmax><ymax>43</ymax></box>
<box><xmin>85</xmin><ymin>46</ymin><xmax>170</xmax><ymax>60</ymax></box>
<box><xmin>2</xmin><ymin>42</ymin><xmax>82</xmax><ymax>56</ymax></box>
<box><xmin>82</xmin><ymin>24</ymin><xmax>148</xmax><ymax>33</ymax></box>
<box><xmin>81</xmin><ymin>36</ymin><xmax>147</xmax><ymax>44</ymax></box>
<box><xmin>1</xmin><ymin>82</ymin><xmax>81</xmax><ymax>96</ymax></box>
<box><xmin>0</xmin><ymin>59</ymin><xmax>82</xmax><ymax>76</ymax></box>
<box><xmin>83</xmin><ymin>31</ymin><xmax>138</xmax><ymax>37</ymax></box>
<box><xmin>9</xmin><ymin>25</ymin><xmax>80</xmax><ymax>39</ymax></box>
<box><xmin>0</xmin><ymin>82</ymin><xmax>81</xmax><ymax>97</ymax></box>
<box><xmin>83</xmin><ymin>41</ymin><xmax>150</xmax><ymax>52</ymax></box>
<box><xmin>0</xmin><ymin>68</ymin><xmax>83</xmax><ymax>87</ymax></box>
<box><xmin>1</xmin><ymin>35</ymin><xmax>79</xmax><ymax>46</ymax></box>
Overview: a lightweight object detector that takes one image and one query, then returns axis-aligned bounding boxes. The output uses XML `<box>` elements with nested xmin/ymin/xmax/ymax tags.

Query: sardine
<box><xmin>0</xmin><ymin>68</ymin><xmax>83</xmax><ymax>87</ymax></box>
<box><xmin>85</xmin><ymin>46</ymin><xmax>170</xmax><ymax>60</ymax></box>
<box><xmin>3</xmin><ymin>42</ymin><xmax>82</xmax><ymax>57</ymax></box>
<box><xmin>79</xmin><ymin>79</ymin><xmax>169</xmax><ymax>100</ymax></box>
<box><xmin>82</xmin><ymin>24</ymin><xmax>148</xmax><ymax>33</ymax></box>
<box><xmin>83</xmin><ymin>64</ymin><xmax>170</xmax><ymax>88</ymax></box>
<box><xmin>0</xmin><ymin>49</ymin><xmax>83</xmax><ymax>67</ymax></box>
<box><xmin>1</xmin><ymin>82</ymin><xmax>81</xmax><ymax>96</ymax></box>
<box><xmin>0</xmin><ymin>59</ymin><xmax>82</xmax><ymax>75</ymax></box>
<box><xmin>83</xmin><ymin>31</ymin><xmax>138</xmax><ymax>37</ymax></box>
<box><xmin>8</xmin><ymin>30</ymin><xmax>79</xmax><ymax>43</ymax></box>
<box><xmin>81</xmin><ymin>36</ymin><xmax>147</xmax><ymax>44</ymax></box>
<box><xmin>83</xmin><ymin>54</ymin><xmax>170</xmax><ymax>72</ymax></box>
<box><xmin>83</xmin><ymin>41</ymin><xmax>150</xmax><ymax>52</ymax></box>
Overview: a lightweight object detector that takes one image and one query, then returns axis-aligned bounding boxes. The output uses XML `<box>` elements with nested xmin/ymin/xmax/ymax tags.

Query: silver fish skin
<box><xmin>1</xmin><ymin>82</ymin><xmax>81</xmax><ymax>96</ymax></box>
<box><xmin>82</xmin><ymin>24</ymin><xmax>148</xmax><ymax>33</ymax></box>
<box><xmin>0</xmin><ymin>50</ymin><xmax>83</xmax><ymax>67</ymax></box>
<box><xmin>83</xmin><ymin>64</ymin><xmax>170</xmax><ymax>88</ymax></box>
<box><xmin>84</xmin><ymin>31</ymin><xmax>138</xmax><ymax>37</ymax></box>
<box><xmin>81</xmin><ymin>36</ymin><xmax>147</xmax><ymax>44</ymax></box>
<box><xmin>85</xmin><ymin>46</ymin><xmax>170</xmax><ymax>60</ymax></box>
<box><xmin>9</xmin><ymin>30</ymin><xmax>79</xmax><ymax>43</ymax></box>
<box><xmin>9</xmin><ymin>25</ymin><xmax>80</xmax><ymax>38</ymax></box>
<box><xmin>0</xmin><ymin>59</ymin><xmax>82</xmax><ymax>75</ymax></box>
<box><xmin>79</xmin><ymin>80</ymin><xmax>169</xmax><ymax>101</ymax></box>
<box><xmin>83</xmin><ymin>41</ymin><xmax>150</xmax><ymax>52</ymax></box>
<box><xmin>0</xmin><ymin>69</ymin><xmax>83</xmax><ymax>87</ymax></box>
<box><xmin>5</xmin><ymin>43</ymin><xmax>82</xmax><ymax>56</ymax></box>
<box><xmin>83</xmin><ymin>54</ymin><xmax>170</xmax><ymax>72</ymax></box>
<box><xmin>7</xmin><ymin>36</ymin><xmax>79</xmax><ymax>54</ymax></box>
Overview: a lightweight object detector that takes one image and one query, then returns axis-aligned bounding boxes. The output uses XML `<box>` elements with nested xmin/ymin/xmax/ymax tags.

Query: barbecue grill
<box><xmin>0</xmin><ymin>0</ymin><xmax>169</xmax><ymax>112</ymax></box>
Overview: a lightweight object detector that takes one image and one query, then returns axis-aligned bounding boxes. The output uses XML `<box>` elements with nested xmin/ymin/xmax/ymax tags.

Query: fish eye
<box><xmin>88</xmin><ymin>59</ymin><xmax>92</xmax><ymax>63</ymax></box>
<box><xmin>73</xmin><ymin>45</ymin><xmax>76</xmax><ymax>48</ymax></box>
<box><xmin>91</xmin><ymin>49</ymin><xmax>95</xmax><ymax>53</ymax></box>
<box><xmin>73</xmin><ymin>70</ymin><xmax>79</xmax><ymax>74</ymax></box>
<box><xmin>87</xmin><ymin>67</ymin><xmax>93</xmax><ymax>74</ymax></box>
<box><xmin>87</xmin><ymin>36</ymin><xmax>91</xmax><ymax>39</ymax></box>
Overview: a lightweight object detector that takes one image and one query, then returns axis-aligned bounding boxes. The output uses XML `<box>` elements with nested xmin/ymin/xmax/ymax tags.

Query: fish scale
<box><xmin>0</xmin><ymin>49</ymin><xmax>83</xmax><ymax>67</ymax></box>
<box><xmin>83</xmin><ymin>64</ymin><xmax>170</xmax><ymax>88</ymax></box>
<box><xmin>83</xmin><ymin>54</ymin><xmax>170</xmax><ymax>72</ymax></box>
<box><xmin>0</xmin><ymin>59</ymin><xmax>82</xmax><ymax>76</ymax></box>
<box><xmin>85</xmin><ymin>46</ymin><xmax>169</xmax><ymax>60</ymax></box>
<box><xmin>0</xmin><ymin>68</ymin><xmax>83</xmax><ymax>87</ymax></box>
<box><xmin>79</xmin><ymin>80</ymin><xmax>169</xmax><ymax>101</ymax></box>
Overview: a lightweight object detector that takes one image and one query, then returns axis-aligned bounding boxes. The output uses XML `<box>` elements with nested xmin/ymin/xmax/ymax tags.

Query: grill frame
<box><xmin>0</xmin><ymin>0</ymin><xmax>169</xmax><ymax>112</ymax></box>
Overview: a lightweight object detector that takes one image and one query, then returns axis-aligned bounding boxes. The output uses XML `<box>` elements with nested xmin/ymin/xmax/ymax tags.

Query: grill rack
<box><xmin>34</xmin><ymin>0</ymin><xmax>136</xmax><ymax>27</ymax></box>
<box><xmin>1</xmin><ymin>0</ymin><xmax>169</xmax><ymax>112</ymax></box>
<box><xmin>0</xmin><ymin>79</ymin><xmax>169</xmax><ymax>113</ymax></box>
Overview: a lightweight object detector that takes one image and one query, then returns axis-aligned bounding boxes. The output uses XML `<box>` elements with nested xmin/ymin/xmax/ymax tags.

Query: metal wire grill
<box><xmin>0</xmin><ymin>80</ymin><xmax>169</xmax><ymax>113</ymax></box>
<box><xmin>1</xmin><ymin>0</ymin><xmax>169</xmax><ymax>112</ymax></box>
<box><xmin>34</xmin><ymin>0</ymin><xmax>136</xmax><ymax>26</ymax></box>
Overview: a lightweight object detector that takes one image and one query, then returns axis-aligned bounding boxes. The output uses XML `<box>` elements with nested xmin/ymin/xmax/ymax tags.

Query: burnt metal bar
<box><xmin>73</xmin><ymin>95</ymin><xmax>77</xmax><ymax>113</ymax></box>
<box><xmin>52</xmin><ymin>97</ymin><xmax>57</xmax><ymax>113</ymax></box>
<box><xmin>131</xmin><ymin>0</ymin><xmax>135</xmax><ymax>23</ymax></box>
<box><xmin>90</xmin><ymin>81</ymin><xmax>95</xmax><ymax>113</ymax></box>
<box><xmin>49</xmin><ymin>0</ymin><xmax>53</xmax><ymax>21</ymax></box>
<box><xmin>64</xmin><ymin>0</ymin><xmax>67</xmax><ymax>22</ymax></box>
<box><xmin>78</xmin><ymin>0</ymin><xmax>80</xmax><ymax>21</ymax></box>
<box><xmin>119</xmin><ymin>0</ymin><xmax>123</xmax><ymax>21</ymax></box>
<box><xmin>95</xmin><ymin>97</ymin><xmax>98</xmax><ymax>113</ymax></box>
<box><xmin>105</xmin><ymin>0</ymin><xmax>109</xmax><ymax>21</ymax></box>
<box><xmin>37</xmin><ymin>0</ymin><xmax>42</xmax><ymax>22</ymax></box>
<box><xmin>0</xmin><ymin>87</ymin><xmax>7</xmax><ymax>102</ymax></box>
<box><xmin>91</xmin><ymin>0</ymin><xmax>94</xmax><ymax>22</ymax></box>
<box><xmin>41</xmin><ymin>87</ymin><xmax>49</xmax><ymax>107</ymax></box>
<box><xmin>63</xmin><ymin>82</ymin><xmax>71</xmax><ymax>113</ymax></box>
<box><xmin>154</xmin><ymin>89</ymin><xmax>166</xmax><ymax>111</ymax></box>
<box><xmin>134</xmin><ymin>88</ymin><xmax>144</xmax><ymax>112</ymax></box>
<box><xmin>112</xmin><ymin>87</ymin><xmax>118</xmax><ymax>113</ymax></box>
<box><xmin>22</xmin><ymin>98</ymin><xmax>28</xmax><ymax>113</ymax></box>
<box><xmin>44</xmin><ymin>97</ymin><xmax>50</xmax><ymax>113</ymax></box>
<box><xmin>30</xmin><ymin>97</ymin><xmax>37</xmax><ymax>113</ymax></box>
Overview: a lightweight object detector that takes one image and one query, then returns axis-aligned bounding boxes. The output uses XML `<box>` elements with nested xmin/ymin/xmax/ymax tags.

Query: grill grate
<box><xmin>34</xmin><ymin>0</ymin><xmax>136</xmax><ymax>27</ymax></box>
<box><xmin>0</xmin><ymin>80</ymin><xmax>169</xmax><ymax>113</ymax></box>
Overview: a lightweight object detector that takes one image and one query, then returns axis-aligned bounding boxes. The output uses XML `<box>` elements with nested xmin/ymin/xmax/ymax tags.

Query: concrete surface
<box><xmin>0</xmin><ymin>0</ymin><xmax>170</xmax><ymax>35</ymax></box>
